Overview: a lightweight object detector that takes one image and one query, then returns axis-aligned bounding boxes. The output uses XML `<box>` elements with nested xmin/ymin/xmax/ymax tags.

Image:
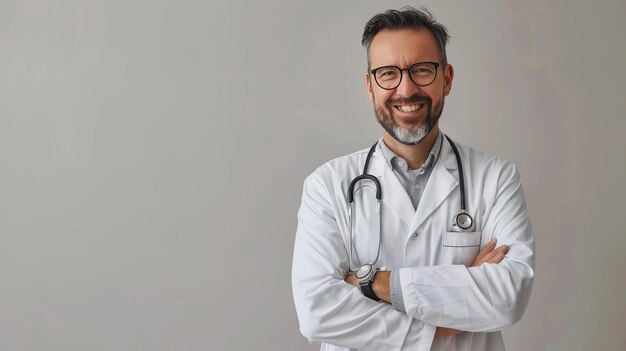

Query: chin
<box><xmin>391</xmin><ymin>125</ymin><xmax>430</xmax><ymax>145</ymax></box>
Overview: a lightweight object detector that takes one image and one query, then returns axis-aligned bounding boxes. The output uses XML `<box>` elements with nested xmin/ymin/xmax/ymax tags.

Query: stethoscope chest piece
<box><xmin>452</xmin><ymin>212</ymin><xmax>474</xmax><ymax>232</ymax></box>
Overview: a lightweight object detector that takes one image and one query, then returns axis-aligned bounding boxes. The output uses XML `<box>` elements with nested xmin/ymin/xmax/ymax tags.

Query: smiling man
<box><xmin>292</xmin><ymin>7</ymin><xmax>534</xmax><ymax>351</ymax></box>
<box><xmin>368</xmin><ymin>28</ymin><xmax>447</xmax><ymax>150</ymax></box>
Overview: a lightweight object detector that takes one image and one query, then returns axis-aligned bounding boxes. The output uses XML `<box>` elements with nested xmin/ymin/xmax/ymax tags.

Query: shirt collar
<box><xmin>379</xmin><ymin>130</ymin><xmax>443</xmax><ymax>174</ymax></box>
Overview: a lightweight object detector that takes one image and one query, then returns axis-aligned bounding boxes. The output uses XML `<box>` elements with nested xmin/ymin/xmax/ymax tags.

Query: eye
<box><xmin>411</xmin><ymin>65</ymin><xmax>435</xmax><ymax>76</ymax></box>
<box><xmin>376</xmin><ymin>68</ymin><xmax>399</xmax><ymax>81</ymax></box>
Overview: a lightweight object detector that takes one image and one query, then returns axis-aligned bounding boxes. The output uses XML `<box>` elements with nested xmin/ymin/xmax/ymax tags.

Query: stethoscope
<box><xmin>347</xmin><ymin>135</ymin><xmax>473</xmax><ymax>270</ymax></box>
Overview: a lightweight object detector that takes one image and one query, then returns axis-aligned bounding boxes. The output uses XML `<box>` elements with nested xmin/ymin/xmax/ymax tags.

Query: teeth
<box><xmin>397</xmin><ymin>104</ymin><xmax>421</xmax><ymax>112</ymax></box>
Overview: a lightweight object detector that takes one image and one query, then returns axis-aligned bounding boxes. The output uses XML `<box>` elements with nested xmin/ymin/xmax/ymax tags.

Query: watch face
<box><xmin>355</xmin><ymin>264</ymin><xmax>372</xmax><ymax>279</ymax></box>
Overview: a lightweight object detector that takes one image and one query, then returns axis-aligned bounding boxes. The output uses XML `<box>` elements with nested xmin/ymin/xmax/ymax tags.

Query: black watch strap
<box><xmin>360</xmin><ymin>281</ymin><xmax>380</xmax><ymax>301</ymax></box>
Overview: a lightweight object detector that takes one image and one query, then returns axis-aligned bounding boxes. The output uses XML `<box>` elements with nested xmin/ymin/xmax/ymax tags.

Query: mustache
<box><xmin>386</xmin><ymin>93</ymin><xmax>432</xmax><ymax>107</ymax></box>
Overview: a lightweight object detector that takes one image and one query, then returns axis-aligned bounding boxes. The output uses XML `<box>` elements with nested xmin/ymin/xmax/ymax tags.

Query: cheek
<box><xmin>422</xmin><ymin>88</ymin><xmax>444</xmax><ymax>106</ymax></box>
<box><xmin>373</xmin><ymin>90</ymin><xmax>393</xmax><ymax>108</ymax></box>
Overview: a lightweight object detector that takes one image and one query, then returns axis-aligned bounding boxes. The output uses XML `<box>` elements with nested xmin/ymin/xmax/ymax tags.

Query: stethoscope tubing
<box><xmin>444</xmin><ymin>135</ymin><xmax>467</xmax><ymax>212</ymax></box>
<box><xmin>347</xmin><ymin>135</ymin><xmax>472</xmax><ymax>270</ymax></box>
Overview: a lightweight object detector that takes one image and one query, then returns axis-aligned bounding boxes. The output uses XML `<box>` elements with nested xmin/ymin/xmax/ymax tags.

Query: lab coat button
<box><xmin>411</xmin><ymin>232</ymin><xmax>419</xmax><ymax>240</ymax></box>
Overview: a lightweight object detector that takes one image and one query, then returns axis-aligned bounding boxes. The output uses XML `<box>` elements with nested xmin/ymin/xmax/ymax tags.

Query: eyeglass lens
<box><xmin>374</xmin><ymin>62</ymin><xmax>438</xmax><ymax>90</ymax></box>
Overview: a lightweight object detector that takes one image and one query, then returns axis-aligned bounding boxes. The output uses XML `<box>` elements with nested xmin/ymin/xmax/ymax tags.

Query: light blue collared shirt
<box><xmin>378</xmin><ymin>131</ymin><xmax>443</xmax><ymax>210</ymax></box>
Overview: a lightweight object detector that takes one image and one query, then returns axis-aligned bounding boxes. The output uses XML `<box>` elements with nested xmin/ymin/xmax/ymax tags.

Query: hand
<box><xmin>471</xmin><ymin>238</ymin><xmax>509</xmax><ymax>266</ymax></box>
<box><xmin>435</xmin><ymin>239</ymin><xmax>509</xmax><ymax>337</ymax></box>
<box><xmin>344</xmin><ymin>271</ymin><xmax>359</xmax><ymax>288</ymax></box>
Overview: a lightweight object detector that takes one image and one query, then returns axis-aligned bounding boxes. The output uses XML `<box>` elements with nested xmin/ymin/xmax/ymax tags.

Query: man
<box><xmin>292</xmin><ymin>7</ymin><xmax>534</xmax><ymax>351</ymax></box>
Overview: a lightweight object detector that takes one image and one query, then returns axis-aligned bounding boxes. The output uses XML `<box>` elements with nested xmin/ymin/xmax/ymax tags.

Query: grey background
<box><xmin>1</xmin><ymin>0</ymin><xmax>625</xmax><ymax>350</ymax></box>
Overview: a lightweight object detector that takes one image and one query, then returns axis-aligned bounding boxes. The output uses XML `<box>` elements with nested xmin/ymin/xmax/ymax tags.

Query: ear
<box><xmin>443</xmin><ymin>63</ymin><xmax>454</xmax><ymax>96</ymax></box>
<box><xmin>366</xmin><ymin>73</ymin><xmax>374</xmax><ymax>101</ymax></box>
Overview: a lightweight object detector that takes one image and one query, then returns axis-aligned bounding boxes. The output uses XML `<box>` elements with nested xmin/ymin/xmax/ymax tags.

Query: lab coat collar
<box><xmin>366</xmin><ymin>133</ymin><xmax>460</xmax><ymax>229</ymax></box>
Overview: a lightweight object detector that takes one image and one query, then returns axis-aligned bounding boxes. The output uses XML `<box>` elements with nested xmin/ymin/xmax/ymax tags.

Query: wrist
<box><xmin>372</xmin><ymin>271</ymin><xmax>391</xmax><ymax>303</ymax></box>
<box><xmin>355</xmin><ymin>264</ymin><xmax>379</xmax><ymax>300</ymax></box>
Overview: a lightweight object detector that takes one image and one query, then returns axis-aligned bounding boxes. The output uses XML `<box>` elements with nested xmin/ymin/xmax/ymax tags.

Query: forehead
<box><xmin>369</xmin><ymin>28</ymin><xmax>440</xmax><ymax>67</ymax></box>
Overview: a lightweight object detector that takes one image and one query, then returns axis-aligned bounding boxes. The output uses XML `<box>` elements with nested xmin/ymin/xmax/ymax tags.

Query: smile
<box><xmin>394</xmin><ymin>104</ymin><xmax>423</xmax><ymax>112</ymax></box>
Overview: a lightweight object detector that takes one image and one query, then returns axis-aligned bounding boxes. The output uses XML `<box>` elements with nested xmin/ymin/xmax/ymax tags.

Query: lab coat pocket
<box><xmin>441</xmin><ymin>231</ymin><xmax>482</xmax><ymax>266</ymax></box>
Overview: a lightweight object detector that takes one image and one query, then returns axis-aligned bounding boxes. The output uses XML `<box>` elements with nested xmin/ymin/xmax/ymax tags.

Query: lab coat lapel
<box><xmin>368</xmin><ymin>142</ymin><xmax>416</xmax><ymax>227</ymax></box>
<box><xmin>409</xmin><ymin>137</ymin><xmax>459</xmax><ymax>232</ymax></box>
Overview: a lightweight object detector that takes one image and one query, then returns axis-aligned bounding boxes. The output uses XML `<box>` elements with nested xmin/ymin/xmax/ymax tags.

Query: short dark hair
<box><xmin>362</xmin><ymin>6</ymin><xmax>450</xmax><ymax>68</ymax></box>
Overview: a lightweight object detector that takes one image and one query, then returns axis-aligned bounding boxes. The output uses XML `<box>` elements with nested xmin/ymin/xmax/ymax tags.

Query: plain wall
<box><xmin>1</xmin><ymin>0</ymin><xmax>625</xmax><ymax>350</ymax></box>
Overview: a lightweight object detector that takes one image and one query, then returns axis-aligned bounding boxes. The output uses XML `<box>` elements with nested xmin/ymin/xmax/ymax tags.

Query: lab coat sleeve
<box><xmin>292</xmin><ymin>173</ymin><xmax>436</xmax><ymax>350</ymax></box>
<box><xmin>399</xmin><ymin>162</ymin><xmax>535</xmax><ymax>332</ymax></box>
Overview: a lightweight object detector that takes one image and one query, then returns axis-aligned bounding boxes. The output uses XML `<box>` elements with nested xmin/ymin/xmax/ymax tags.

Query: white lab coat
<box><xmin>292</xmin><ymin>135</ymin><xmax>534</xmax><ymax>351</ymax></box>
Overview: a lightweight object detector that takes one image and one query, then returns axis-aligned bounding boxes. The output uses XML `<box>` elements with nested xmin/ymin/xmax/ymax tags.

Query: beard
<box><xmin>373</xmin><ymin>93</ymin><xmax>444</xmax><ymax>145</ymax></box>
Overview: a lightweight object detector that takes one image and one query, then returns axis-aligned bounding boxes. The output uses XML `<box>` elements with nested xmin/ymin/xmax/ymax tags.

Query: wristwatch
<box><xmin>355</xmin><ymin>264</ymin><xmax>380</xmax><ymax>301</ymax></box>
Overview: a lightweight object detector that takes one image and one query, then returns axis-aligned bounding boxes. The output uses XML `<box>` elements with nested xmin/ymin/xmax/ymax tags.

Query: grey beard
<box><xmin>374</xmin><ymin>95</ymin><xmax>444</xmax><ymax>146</ymax></box>
<box><xmin>389</xmin><ymin>122</ymin><xmax>430</xmax><ymax>145</ymax></box>
<box><xmin>375</xmin><ymin>105</ymin><xmax>437</xmax><ymax>146</ymax></box>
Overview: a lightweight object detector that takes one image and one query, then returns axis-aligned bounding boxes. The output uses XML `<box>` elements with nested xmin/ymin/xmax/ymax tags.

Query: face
<box><xmin>366</xmin><ymin>28</ymin><xmax>454</xmax><ymax>145</ymax></box>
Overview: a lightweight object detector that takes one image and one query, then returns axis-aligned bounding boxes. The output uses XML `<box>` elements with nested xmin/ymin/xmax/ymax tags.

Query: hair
<box><xmin>362</xmin><ymin>6</ymin><xmax>450</xmax><ymax>69</ymax></box>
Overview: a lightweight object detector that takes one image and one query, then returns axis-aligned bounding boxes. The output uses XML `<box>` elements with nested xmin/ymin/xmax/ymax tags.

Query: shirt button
<box><xmin>411</xmin><ymin>232</ymin><xmax>419</xmax><ymax>240</ymax></box>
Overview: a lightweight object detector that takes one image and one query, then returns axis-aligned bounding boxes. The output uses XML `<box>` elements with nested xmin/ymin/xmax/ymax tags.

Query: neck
<box><xmin>382</xmin><ymin>125</ymin><xmax>440</xmax><ymax>170</ymax></box>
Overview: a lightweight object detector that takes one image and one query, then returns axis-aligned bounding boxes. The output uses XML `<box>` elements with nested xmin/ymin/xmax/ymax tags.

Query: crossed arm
<box><xmin>344</xmin><ymin>239</ymin><xmax>509</xmax><ymax>337</ymax></box>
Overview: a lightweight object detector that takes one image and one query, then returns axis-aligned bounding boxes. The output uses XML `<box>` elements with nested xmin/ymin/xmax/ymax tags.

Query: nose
<box><xmin>395</xmin><ymin>70</ymin><xmax>421</xmax><ymax>97</ymax></box>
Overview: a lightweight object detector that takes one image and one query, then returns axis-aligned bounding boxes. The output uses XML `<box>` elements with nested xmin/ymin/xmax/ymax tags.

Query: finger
<box><xmin>472</xmin><ymin>239</ymin><xmax>497</xmax><ymax>266</ymax></box>
<box><xmin>476</xmin><ymin>239</ymin><xmax>497</xmax><ymax>261</ymax></box>
<box><xmin>436</xmin><ymin>327</ymin><xmax>464</xmax><ymax>337</ymax></box>
<box><xmin>482</xmin><ymin>245</ymin><xmax>509</xmax><ymax>264</ymax></box>
<box><xmin>475</xmin><ymin>248</ymin><xmax>496</xmax><ymax>265</ymax></box>
<box><xmin>481</xmin><ymin>246</ymin><xmax>504</xmax><ymax>264</ymax></box>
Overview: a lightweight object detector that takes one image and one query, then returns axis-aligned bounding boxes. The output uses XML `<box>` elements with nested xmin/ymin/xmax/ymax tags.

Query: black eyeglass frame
<box><xmin>370</xmin><ymin>61</ymin><xmax>442</xmax><ymax>90</ymax></box>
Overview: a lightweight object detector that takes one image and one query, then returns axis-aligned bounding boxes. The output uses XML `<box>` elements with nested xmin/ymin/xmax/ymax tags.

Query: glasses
<box><xmin>370</xmin><ymin>62</ymin><xmax>440</xmax><ymax>90</ymax></box>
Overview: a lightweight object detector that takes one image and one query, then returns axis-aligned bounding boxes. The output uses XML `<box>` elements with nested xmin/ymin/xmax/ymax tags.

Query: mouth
<box><xmin>394</xmin><ymin>103</ymin><xmax>425</xmax><ymax>113</ymax></box>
